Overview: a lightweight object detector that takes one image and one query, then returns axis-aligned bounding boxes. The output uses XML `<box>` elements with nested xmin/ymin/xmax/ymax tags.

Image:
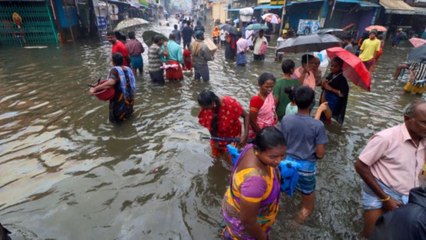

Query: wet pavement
<box><xmin>0</xmin><ymin>20</ymin><xmax>421</xmax><ymax>239</ymax></box>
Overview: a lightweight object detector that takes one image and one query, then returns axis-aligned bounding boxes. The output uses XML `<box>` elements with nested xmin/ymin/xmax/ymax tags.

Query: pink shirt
<box><xmin>359</xmin><ymin>124</ymin><xmax>426</xmax><ymax>195</ymax></box>
<box><xmin>292</xmin><ymin>66</ymin><xmax>316</xmax><ymax>90</ymax></box>
<box><xmin>236</xmin><ymin>38</ymin><xmax>250</xmax><ymax>54</ymax></box>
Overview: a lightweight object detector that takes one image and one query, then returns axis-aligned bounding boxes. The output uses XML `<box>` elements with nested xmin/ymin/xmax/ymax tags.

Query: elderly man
<box><xmin>355</xmin><ymin>99</ymin><xmax>426</xmax><ymax>238</ymax></box>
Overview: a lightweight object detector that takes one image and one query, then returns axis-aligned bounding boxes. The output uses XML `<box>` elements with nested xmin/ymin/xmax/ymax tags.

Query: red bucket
<box><xmin>94</xmin><ymin>81</ymin><xmax>115</xmax><ymax>101</ymax></box>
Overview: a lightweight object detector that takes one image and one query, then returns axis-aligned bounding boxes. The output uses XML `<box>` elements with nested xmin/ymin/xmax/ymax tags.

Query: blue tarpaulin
<box><xmin>286</xmin><ymin>0</ymin><xmax>323</xmax><ymax>7</ymax></box>
<box><xmin>254</xmin><ymin>4</ymin><xmax>283</xmax><ymax>10</ymax></box>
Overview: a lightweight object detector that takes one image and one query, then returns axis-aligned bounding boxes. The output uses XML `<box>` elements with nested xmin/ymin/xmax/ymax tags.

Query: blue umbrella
<box><xmin>246</xmin><ymin>23</ymin><xmax>268</xmax><ymax>31</ymax></box>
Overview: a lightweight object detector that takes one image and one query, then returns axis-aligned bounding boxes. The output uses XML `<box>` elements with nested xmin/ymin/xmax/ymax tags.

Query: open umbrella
<box><xmin>407</xmin><ymin>45</ymin><xmax>426</xmax><ymax>63</ymax></box>
<box><xmin>365</xmin><ymin>25</ymin><xmax>387</xmax><ymax>32</ymax></box>
<box><xmin>326</xmin><ymin>47</ymin><xmax>371</xmax><ymax>91</ymax></box>
<box><xmin>409</xmin><ymin>37</ymin><xmax>426</xmax><ymax>48</ymax></box>
<box><xmin>277</xmin><ymin>34</ymin><xmax>342</xmax><ymax>53</ymax></box>
<box><xmin>114</xmin><ymin>18</ymin><xmax>149</xmax><ymax>31</ymax></box>
<box><xmin>219</xmin><ymin>24</ymin><xmax>238</xmax><ymax>35</ymax></box>
<box><xmin>142</xmin><ymin>30</ymin><xmax>167</xmax><ymax>46</ymax></box>
<box><xmin>246</xmin><ymin>23</ymin><xmax>269</xmax><ymax>31</ymax></box>
<box><xmin>261</xmin><ymin>13</ymin><xmax>281</xmax><ymax>24</ymax></box>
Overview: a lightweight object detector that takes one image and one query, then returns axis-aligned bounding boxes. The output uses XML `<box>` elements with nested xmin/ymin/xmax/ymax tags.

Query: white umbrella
<box><xmin>261</xmin><ymin>13</ymin><xmax>281</xmax><ymax>24</ymax></box>
<box><xmin>114</xmin><ymin>18</ymin><xmax>149</xmax><ymax>31</ymax></box>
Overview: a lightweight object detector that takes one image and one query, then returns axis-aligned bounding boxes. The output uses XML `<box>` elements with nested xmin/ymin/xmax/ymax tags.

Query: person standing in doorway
<box><xmin>354</xmin><ymin>100</ymin><xmax>426</xmax><ymax>238</ymax></box>
<box><xmin>126</xmin><ymin>31</ymin><xmax>144</xmax><ymax>76</ymax></box>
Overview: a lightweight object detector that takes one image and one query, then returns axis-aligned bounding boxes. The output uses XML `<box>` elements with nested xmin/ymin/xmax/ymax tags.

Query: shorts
<box><xmin>361</xmin><ymin>179</ymin><xmax>409</xmax><ymax>210</ymax></box>
<box><xmin>288</xmin><ymin>156</ymin><xmax>317</xmax><ymax>195</ymax></box>
<box><xmin>363</xmin><ymin>59</ymin><xmax>375</xmax><ymax>70</ymax></box>
<box><xmin>130</xmin><ymin>55</ymin><xmax>143</xmax><ymax>69</ymax></box>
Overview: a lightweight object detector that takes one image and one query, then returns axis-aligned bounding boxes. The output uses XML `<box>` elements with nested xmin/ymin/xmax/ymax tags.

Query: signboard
<box><xmin>258</xmin><ymin>0</ymin><xmax>270</xmax><ymax>4</ymax></box>
<box><xmin>97</xmin><ymin>16</ymin><xmax>107</xmax><ymax>30</ymax></box>
<box><xmin>297</xmin><ymin>19</ymin><xmax>320</xmax><ymax>35</ymax></box>
<box><xmin>270</xmin><ymin>0</ymin><xmax>285</xmax><ymax>5</ymax></box>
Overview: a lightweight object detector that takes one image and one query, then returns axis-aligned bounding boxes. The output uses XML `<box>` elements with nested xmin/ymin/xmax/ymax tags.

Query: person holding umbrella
<box><xmin>320</xmin><ymin>57</ymin><xmax>349</xmax><ymax>124</ymax></box>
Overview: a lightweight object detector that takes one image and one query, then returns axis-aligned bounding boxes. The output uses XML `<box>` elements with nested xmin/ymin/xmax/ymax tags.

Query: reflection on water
<box><xmin>0</xmin><ymin>22</ymin><xmax>420</xmax><ymax>239</ymax></box>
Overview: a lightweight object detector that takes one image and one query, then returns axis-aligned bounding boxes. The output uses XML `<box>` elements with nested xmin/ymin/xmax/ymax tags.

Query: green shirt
<box><xmin>273</xmin><ymin>78</ymin><xmax>300</xmax><ymax>120</ymax></box>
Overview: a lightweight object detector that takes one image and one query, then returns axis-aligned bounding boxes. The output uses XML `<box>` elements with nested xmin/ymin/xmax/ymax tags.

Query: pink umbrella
<box><xmin>365</xmin><ymin>25</ymin><xmax>387</xmax><ymax>32</ymax></box>
<box><xmin>327</xmin><ymin>47</ymin><xmax>371</xmax><ymax>91</ymax></box>
<box><xmin>409</xmin><ymin>37</ymin><xmax>426</xmax><ymax>48</ymax></box>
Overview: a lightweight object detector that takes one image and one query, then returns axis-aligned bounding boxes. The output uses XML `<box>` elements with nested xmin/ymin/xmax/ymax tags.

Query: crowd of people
<box><xmin>88</xmin><ymin>18</ymin><xmax>426</xmax><ymax>239</ymax></box>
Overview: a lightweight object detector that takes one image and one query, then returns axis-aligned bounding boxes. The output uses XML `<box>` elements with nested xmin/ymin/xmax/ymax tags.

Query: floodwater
<box><xmin>0</xmin><ymin>22</ymin><xmax>420</xmax><ymax>240</ymax></box>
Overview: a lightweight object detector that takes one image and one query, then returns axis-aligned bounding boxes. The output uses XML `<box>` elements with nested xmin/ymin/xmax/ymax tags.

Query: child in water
<box><xmin>280</xmin><ymin>86</ymin><xmax>329</xmax><ymax>224</ymax></box>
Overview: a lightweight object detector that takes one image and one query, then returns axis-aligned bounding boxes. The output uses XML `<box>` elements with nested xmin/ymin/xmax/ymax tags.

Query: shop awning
<box><xmin>379</xmin><ymin>0</ymin><xmax>415</xmax><ymax>15</ymax></box>
<box><xmin>413</xmin><ymin>6</ymin><xmax>426</xmax><ymax>16</ymax></box>
<box><xmin>336</xmin><ymin>0</ymin><xmax>380</xmax><ymax>7</ymax></box>
<box><xmin>359</xmin><ymin>1</ymin><xmax>380</xmax><ymax>8</ymax></box>
<box><xmin>254</xmin><ymin>4</ymin><xmax>283</xmax><ymax>10</ymax></box>
<box><xmin>286</xmin><ymin>0</ymin><xmax>323</xmax><ymax>7</ymax></box>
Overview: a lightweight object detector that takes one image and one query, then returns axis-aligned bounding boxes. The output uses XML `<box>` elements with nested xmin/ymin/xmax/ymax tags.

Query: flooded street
<box><xmin>0</xmin><ymin>23</ymin><xmax>421</xmax><ymax>239</ymax></box>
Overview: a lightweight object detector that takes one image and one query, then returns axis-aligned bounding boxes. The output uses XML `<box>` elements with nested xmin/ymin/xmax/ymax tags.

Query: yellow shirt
<box><xmin>359</xmin><ymin>38</ymin><xmax>381</xmax><ymax>62</ymax></box>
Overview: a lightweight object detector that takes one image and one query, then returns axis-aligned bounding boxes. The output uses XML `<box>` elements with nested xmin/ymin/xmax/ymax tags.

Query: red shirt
<box><xmin>112</xmin><ymin>41</ymin><xmax>130</xmax><ymax>66</ymax></box>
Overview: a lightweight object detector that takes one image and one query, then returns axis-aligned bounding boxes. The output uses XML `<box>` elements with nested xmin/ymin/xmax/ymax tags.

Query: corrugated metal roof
<box><xmin>379</xmin><ymin>0</ymin><xmax>415</xmax><ymax>14</ymax></box>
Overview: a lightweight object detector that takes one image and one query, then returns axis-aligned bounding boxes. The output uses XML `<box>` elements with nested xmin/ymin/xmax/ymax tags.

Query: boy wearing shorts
<box><xmin>280</xmin><ymin>86</ymin><xmax>329</xmax><ymax>223</ymax></box>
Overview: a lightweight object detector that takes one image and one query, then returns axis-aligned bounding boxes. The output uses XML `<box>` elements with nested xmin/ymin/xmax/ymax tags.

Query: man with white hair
<box><xmin>355</xmin><ymin>99</ymin><xmax>426</xmax><ymax>238</ymax></box>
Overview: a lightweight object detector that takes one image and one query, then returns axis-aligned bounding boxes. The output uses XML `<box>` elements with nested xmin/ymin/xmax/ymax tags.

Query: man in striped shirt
<box><xmin>148</xmin><ymin>35</ymin><xmax>166</xmax><ymax>85</ymax></box>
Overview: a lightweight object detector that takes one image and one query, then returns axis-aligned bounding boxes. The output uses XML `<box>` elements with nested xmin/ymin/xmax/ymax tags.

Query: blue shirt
<box><xmin>280</xmin><ymin>114</ymin><xmax>328</xmax><ymax>161</ymax></box>
<box><xmin>166</xmin><ymin>40</ymin><xmax>183</xmax><ymax>63</ymax></box>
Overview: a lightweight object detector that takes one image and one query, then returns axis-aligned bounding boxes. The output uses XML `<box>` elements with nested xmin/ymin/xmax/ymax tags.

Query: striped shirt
<box><xmin>148</xmin><ymin>44</ymin><xmax>164</xmax><ymax>72</ymax></box>
<box><xmin>410</xmin><ymin>63</ymin><xmax>426</xmax><ymax>80</ymax></box>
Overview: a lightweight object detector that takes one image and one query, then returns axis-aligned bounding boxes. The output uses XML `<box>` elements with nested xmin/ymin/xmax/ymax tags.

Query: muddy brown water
<box><xmin>0</xmin><ymin>22</ymin><xmax>420</xmax><ymax>239</ymax></box>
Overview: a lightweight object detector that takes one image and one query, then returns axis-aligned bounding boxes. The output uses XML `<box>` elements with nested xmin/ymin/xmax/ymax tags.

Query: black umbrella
<box><xmin>142</xmin><ymin>30</ymin><xmax>167</xmax><ymax>46</ymax></box>
<box><xmin>277</xmin><ymin>34</ymin><xmax>342</xmax><ymax>53</ymax></box>
<box><xmin>219</xmin><ymin>24</ymin><xmax>238</xmax><ymax>35</ymax></box>
<box><xmin>407</xmin><ymin>45</ymin><xmax>426</xmax><ymax>63</ymax></box>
